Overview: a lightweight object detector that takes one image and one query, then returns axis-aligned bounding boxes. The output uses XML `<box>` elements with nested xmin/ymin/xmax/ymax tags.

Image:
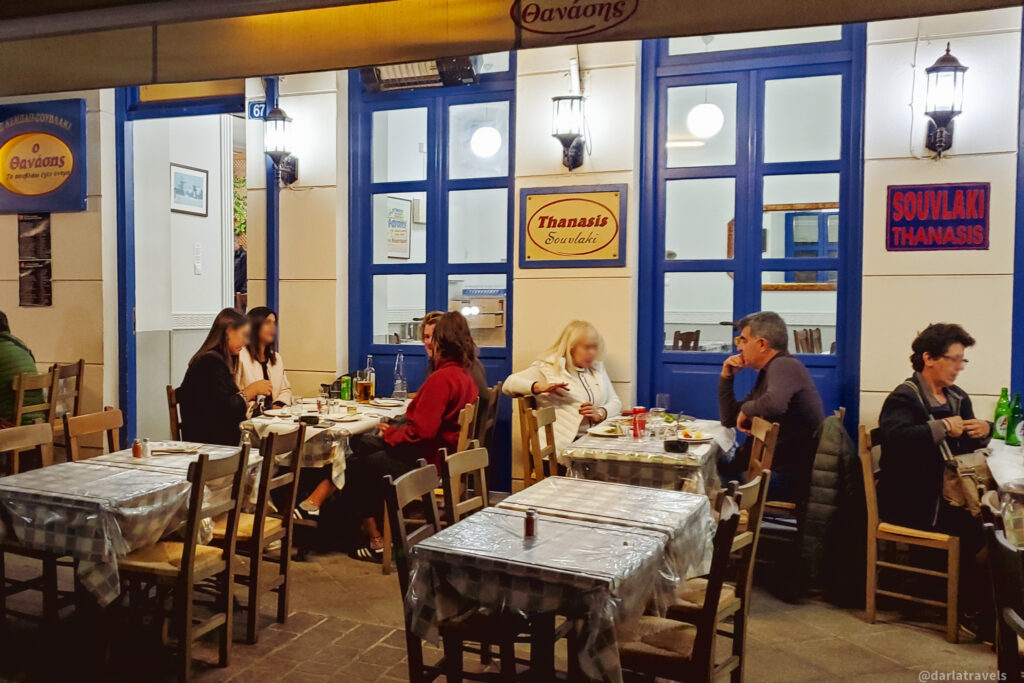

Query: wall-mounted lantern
<box><xmin>924</xmin><ymin>43</ymin><xmax>967</xmax><ymax>158</ymax></box>
<box><xmin>552</xmin><ymin>57</ymin><xmax>586</xmax><ymax>171</ymax></box>
<box><xmin>264</xmin><ymin>105</ymin><xmax>298</xmax><ymax>184</ymax></box>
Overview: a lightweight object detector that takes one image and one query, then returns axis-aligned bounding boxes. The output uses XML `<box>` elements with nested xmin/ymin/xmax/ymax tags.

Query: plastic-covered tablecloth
<box><xmin>497</xmin><ymin>477</ymin><xmax>714</xmax><ymax>580</ymax></box>
<box><xmin>407</xmin><ymin>507</ymin><xmax>673</xmax><ymax>683</ymax></box>
<box><xmin>558</xmin><ymin>419</ymin><xmax>734</xmax><ymax>495</ymax></box>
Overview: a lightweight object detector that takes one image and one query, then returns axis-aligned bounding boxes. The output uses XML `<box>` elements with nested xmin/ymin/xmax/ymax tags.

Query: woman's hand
<box><xmin>244</xmin><ymin>379</ymin><xmax>273</xmax><ymax>400</ymax></box>
<box><xmin>377</xmin><ymin>421</ymin><xmax>392</xmax><ymax>437</ymax></box>
<box><xmin>962</xmin><ymin>418</ymin><xmax>990</xmax><ymax>440</ymax></box>
<box><xmin>579</xmin><ymin>403</ymin><xmax>605</xmax><ymax>423</ymax></box>
<box><xmin>942</xmin><ymin>416</ymin><xmax>965</xmax><ymax>438</ymax></box>
<box><xmin>532</xmin><ymin>381</ymin><xmax>569</xmax><ymax>397</ymax></box>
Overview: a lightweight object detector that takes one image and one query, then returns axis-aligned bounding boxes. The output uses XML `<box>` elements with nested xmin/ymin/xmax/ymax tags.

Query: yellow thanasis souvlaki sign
<box><xmin>0</xmin><ymin>132</ymin><xmax>74</xmax><ymax>196</ymax></box>
<box><xmin>523</xmin><ymin>188</ymin><xmax>622</xmax><ymax>264</ymax></box>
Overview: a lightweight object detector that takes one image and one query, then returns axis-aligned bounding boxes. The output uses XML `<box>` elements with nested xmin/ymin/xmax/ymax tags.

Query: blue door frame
<box><xmin>1012</xmin><ymin>21</ymin><xmax>1024</xmax><ymax>394</ymax></box>
<box><xmin>115</xmin><ymin>86</ymin><xmax>248</xmax><ymax>442</ymax></box>
<box><xmin>347</xmin><ymin>63</ymin><xmax>517</xmax><ymax>489</ymax></box>
<box><xmin>637</xmin><ymin>28</ymin><xmax>865</xmax><ymax>429</ymax></box>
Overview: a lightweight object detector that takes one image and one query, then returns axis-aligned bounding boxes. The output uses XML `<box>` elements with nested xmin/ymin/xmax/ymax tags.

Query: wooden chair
<box><xmin>985</xmin><ymin>522</ymin><xmax>1024</xmax><ymax>680</ymax></box>
<box><xmin>385</xmin><ymin>460</ymin><xmax>523</xmax><ymax>683</ymax></box>
<box><xmin>62</xmin><ymin>407</ymin><xmax>122</xmax><ymax>462</ymax></box>
<box><xmin>793</xmin><ymin>328</ymin><xmax>822</xmax><ymax>354</ymax></box>
<box><xmin>618</xmin><ymin>494</ymin><xmax>743</xmax><ymax>682</ymax></box>
<box><xmin>744</xmin><ymin>417</ymin><xmax>779</xmax><ymax>484</ymax></box>
<box><xmin>475</xmin><ymin>381</ymin><xmax>503</xmax><ymax>452</ymax></box>
<box><xmin>117</xmin><ymin>446</ymin><xmax>249</xmax><ymax>681</ymax></box>
<box><xmin>520</xmin><ymin>405</ymin><xmax>557</xmax><ymax>489</ymax></box>
<box><xmin>514</xmin><ymin>396</ymin><xmax>538</xmax><ymax>490</ymax></box>
<box><xmin>672</xmin><ymin>330</ymin><xmax>701</xmax><ymax>351</ymax></box>
<box><xmin>50</xmin><ymin>359</ymin><xmax>85</xmax><ymax>422</ymax></box>
<box><xmin>441</xmin><ymin>446</ymin><xmax>490</xmax><ymax>525</ymax></box>
<box><xmin>0</xmin><ymin>423</ymin><xmax>65</xmax><ymax>625</ymax></box>
<box><xmin>456</xmin><ymin>400</ymin><xmax>478</xmax><ymax>454</ymax></box>
<box><xmin>666</xmin><ymin>472</ymin><xmax>771</xmax><ymax>683</ymax></box>
<box><xmin>860</xmin><ymin>425</ymin><xmax>960</xmax><ymax>643</ymax></box>
<box><xmin>8</xmin><ymin>368</ymin><xmax>55</xmax><ymax>474</ymax></box>
<box><xmin>166</xmin><ymin>385</ymin><xmax>183</xmax><ymax>441</ymax></box>
<box><xmin>211</xmin><ymin>425</ymin><xmax>305</xmax><ymax>644</ymax></box>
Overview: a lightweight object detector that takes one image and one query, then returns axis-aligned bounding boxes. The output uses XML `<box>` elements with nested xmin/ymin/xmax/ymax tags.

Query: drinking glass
<box><xmin>656</xmin><ymin>393</ymin><xmax>671</xmax><ymax>411</ymax></box>
<box><xmin>291</xmin><ymin>398</ymin><xmax>303</xmax><ymax>419</ymax></box>
<box><xmin>647</xmin><ymin>407</ymin><xmax>667</xmax><ymax>439</ymax></box>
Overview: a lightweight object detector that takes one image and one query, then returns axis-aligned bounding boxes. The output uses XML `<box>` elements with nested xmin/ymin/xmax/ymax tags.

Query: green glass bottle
<box><xmin>1007</xmin><ymin>393</ymin><xmax>1023</xmax><ymax>447</ymax></box>
<box><xmin>994</xmin><ymin>387</ymin><xmax>1011</xmax><ymax>440</ymax></box>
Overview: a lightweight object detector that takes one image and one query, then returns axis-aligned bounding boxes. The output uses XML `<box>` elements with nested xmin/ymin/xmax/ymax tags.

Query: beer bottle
<box><xmin>364</xmin><ymin>355</ymin><xmax>376</xmax><ymax>399</ymax></box>
<box><xmin>1007</xmin><ymin>392</ymin><xmax>1023</xmax><ymax>447</ymax></box>
<box><xmin>994</xmin><ymin>387</ymin><xmax>1011</xmax><ymax>440</ymax></box>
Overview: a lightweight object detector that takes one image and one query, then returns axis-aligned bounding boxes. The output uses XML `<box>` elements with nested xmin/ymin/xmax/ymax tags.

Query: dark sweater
<box><xmin>178</xmin><ymin>351</ymin><xmax>247</xmax><ymax>446</ymax></box>
<box><xmin>426</xmin><ymin>355</ymin><xmax>489</xmax><ymax>398</ymax></box>
<box><xmin>719</xmin><ymin>351</ymin><xmax>825</xmax><ymax>491</ymax></box>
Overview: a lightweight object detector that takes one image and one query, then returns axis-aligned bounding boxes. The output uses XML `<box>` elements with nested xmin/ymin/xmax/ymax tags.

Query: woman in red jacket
<box><xmin>299</xmin><ymin>311</ymin><xmax>480</xmax><ymax>563</ymax></box>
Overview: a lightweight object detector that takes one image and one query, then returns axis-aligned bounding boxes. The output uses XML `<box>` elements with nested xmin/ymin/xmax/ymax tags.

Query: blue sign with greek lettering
<box><xmin>248</xmin><ymin>100</ymin><xmax>268</xmax><ymax>120</ymax></box>
<box><xmin>0</xmin><ymin>99</ymin><xmax>86</xmax><ymax>213</ymax></box>
<box><xmin>886</xmin><ymin>182</ymin><xmax>990</xmax><ymax>251</ymax></box>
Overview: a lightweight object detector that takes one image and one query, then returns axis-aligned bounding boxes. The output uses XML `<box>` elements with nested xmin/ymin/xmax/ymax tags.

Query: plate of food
<box><xmin>676</xmin><ymin>427</ymin><xmax>713</xmax><ymax>444</ymax></box>
<box><xmin>587</xmin><ymin>423</ymin><xmax>628</xmax><ymax>437</ymax></box>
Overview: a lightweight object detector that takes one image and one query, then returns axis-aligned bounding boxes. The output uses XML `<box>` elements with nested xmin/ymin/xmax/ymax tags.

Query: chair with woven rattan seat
<box><xmin>618</xmin><ymin>493</ymin><xmax>743</xmax><ymax>682</ymax></box>
<box><xmin>210</xmin><ymin>425</ymin><xmax>305</xmax><ymax>644</ymax></box>
<box><xmin>117</xmin><ymin>445</ymin><xmax>249</xmax><ymax>681</ymax></box>
<box><xmin>62</xmin><ymin>407</ymin><xmax>122</xmax><ymax>462</ymax></box>
<box><xmin>166</xmin><ymin>385</ymin><xmax>183</xmax><ymax>441</ymax></box>
<box><xmin>386</xmin><ymin>460</ymin><xmax>525</xmax><ymax>683</ymax></box>
<box><xmin>859</xmin><ymin>425</ymin><xmax>960</xmax><ymax>643</ymax></box>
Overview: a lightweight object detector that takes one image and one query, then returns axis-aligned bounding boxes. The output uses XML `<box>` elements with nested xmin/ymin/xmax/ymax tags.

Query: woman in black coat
<box><xmin>178</xmin><ymin>308</ymin><xmax>272</xmax><ymax>446</ymax></box>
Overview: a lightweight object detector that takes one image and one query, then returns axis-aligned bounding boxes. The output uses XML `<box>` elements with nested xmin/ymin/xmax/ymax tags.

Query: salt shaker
<box><xmin>142</xmin><ymin>437</ymin><xmax>151</xmax><ymax>458</ymax></box>
<box><xmin>524</xmin><ymin>508</ymin><xmax>537</xmax><ymax>538</ymax></box>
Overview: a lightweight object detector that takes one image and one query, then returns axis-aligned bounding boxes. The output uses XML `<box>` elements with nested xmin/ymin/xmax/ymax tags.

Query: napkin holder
<box><xmin>663</xmin><ymin>438</ymin><xmax>689</xmax><ymax>454</ymax></box>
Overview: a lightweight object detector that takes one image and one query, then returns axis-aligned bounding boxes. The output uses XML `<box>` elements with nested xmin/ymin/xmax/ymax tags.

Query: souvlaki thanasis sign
<box><xmin>520</xmin><ymin>185</ymin><xmax>627</xmax><ymax>268</ymax></box>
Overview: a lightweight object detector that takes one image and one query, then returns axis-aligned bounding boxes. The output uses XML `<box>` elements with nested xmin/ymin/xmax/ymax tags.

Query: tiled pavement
<box><xmin>0</xmin><ymin>549</ymin><xmax>999</xmax><ymax>682</ymax></box>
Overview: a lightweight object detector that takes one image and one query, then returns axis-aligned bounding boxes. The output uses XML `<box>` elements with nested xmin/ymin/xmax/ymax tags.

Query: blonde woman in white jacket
<box><xmin>235</xmin><ymin>306</ymin><xmax>293</xmax><ymax>410</ymax></box>
<box><xmin>504</xmin><ymin>320</ymin><xmax>622</xmax><ymax>451</ymax></box>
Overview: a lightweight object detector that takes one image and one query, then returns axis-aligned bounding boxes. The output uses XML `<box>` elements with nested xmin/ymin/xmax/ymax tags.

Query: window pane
<box><xmin>668</xmin><ymin>27</ymin><xmax>842</xmax><ymax>55</ymax></box>
<box><xmin>372</xmin><ymin>192</ymin><xmax>426</xmax><ymax>264</ymax></box>
<box><xmin>666</xmin><ymin>83</ymin><xmax>736</xmax><ymax>167</ymax></box>
<box><xmin>448</xmin><ymin>189</ymin><xmax>508</xmax><ymax>264</ymax></box>
<box><xmin>762</xmin><ymin>174</ymin><xmax>839</xmax><ymax>259</ymax></box>
<box><xmin>827</xmin><ymin>214</ymin><xmax>839</xmax><ymax>243</ymax></box>
<box><xmin>448</xmin><ymin>274</ymin><xmax>507</xmax><ymax>348</ymax></box>
<box><xmin>449</xmin><ymin>101</ymin><xmax>510</xmax><ymax>179</ymax></box>
<box><xmin>372</xmin><ymin>108</ymin><xmax>427</xmax><ymax>183</ymax></box>
<box><xmin>664</xmin><ymin>272</ymin><xmax>734</xmax><ymax>352</ymax></box>
<box><xmin>764</xmin><ymin>75</ymin><xmax>842</xmax><ymax>163</ymax></box>
<box><xmin>762</xmin><ymin>271</ymin><xmax>837</xmax><ymax>354</ymax></box>
<box><xmin>373</xmin><ymin>274</ymin><xmax>426</xmax><ymax>345</ymax></box>
<box><xmin>791</xmin><ymin>216</ymin><xmax>819</xmax><ymax>244</ymax></box>
<box><xmin>665</xmin><ymin>178</ymin><xmax>735</xmax><ymax>260</ymax></box>
<box><xmin>472</xmin><ymin>53</ymin><xmax>510</xmax><ymax>74</ymax></box>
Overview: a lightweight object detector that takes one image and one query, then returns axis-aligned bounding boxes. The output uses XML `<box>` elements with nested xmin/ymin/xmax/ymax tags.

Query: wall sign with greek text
<box><xmin>520</xmin><ymin>184</ymin><xmax>627</xmax><ymax>268</ymax></box>
<box><xmin>886</xmin><ymin>182</ymin><xmax>990</xmax><ymax>251</ymax></box>
<box><xmin>0</xmin><ymin>99</ymin><xmax>87</xmax><ymax>213</ymax></box>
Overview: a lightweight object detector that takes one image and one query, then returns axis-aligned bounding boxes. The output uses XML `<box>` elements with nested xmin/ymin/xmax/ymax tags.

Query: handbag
<box><xmin>902</xmin><ymin>380</ymin><xmax>985</xmax><ymax>517</ymax></box>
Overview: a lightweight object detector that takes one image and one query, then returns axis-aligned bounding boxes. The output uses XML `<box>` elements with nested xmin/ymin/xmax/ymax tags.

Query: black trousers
<box><xmin>346</xmin><ymin>433</ymin><xmax>420</xmax><ymax>520</ymax></box>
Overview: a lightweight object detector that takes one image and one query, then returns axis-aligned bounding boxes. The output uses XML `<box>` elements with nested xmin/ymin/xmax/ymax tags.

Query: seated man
<box><xmin>718</xmin><ymin>311</ymin><xmax>824</xmax><ymax>502</ymax></box>
<box><xmin>0</xmin><ymin>310</ymin><xmax>42</xmax><ymax>426</ymax></box>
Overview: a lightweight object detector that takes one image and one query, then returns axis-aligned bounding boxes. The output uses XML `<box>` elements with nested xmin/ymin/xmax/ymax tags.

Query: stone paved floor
<box><xmin>0</xmin><ymin>548</ymin><xmax>1000</xmax><ymax>682</ymax></box>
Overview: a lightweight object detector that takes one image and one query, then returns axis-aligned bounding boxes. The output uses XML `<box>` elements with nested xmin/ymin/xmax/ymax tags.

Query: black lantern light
<box><xmin>263</xmin><ymin>106</ymin><xmax>292</xmax><ymax>165</ymax></box>
<box><xmin>551</xmin><ymin>95</ymin><xmax>585</xmax><ymax>171</ymax></box>
<box><xmin>924</xmin><ymin>43</ymin><xmax>967</xmax><ymax>157</ymax></box>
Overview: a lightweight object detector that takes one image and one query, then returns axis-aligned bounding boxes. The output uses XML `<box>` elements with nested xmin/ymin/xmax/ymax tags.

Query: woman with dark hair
<box><xmin>877</xmin><ymin>322</ymin><xmax>992</xmax><ymax>636</ymax></box>
<box><xmin>178</xmin><ymin>308</ymin><xmax>272</xmax><ymax>446</ymax></box>
<box><xmin>298</xmin><ymin>311</ymin><xmax>480</xmax><ymax>562</ymax></box>
<box><xmin>236</xmin><ymin>306</ymin><xmax>293</xmax><ymax>410</ymax></box>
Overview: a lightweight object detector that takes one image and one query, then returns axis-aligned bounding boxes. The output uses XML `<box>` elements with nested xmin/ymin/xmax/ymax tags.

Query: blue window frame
<box><xmin>638</xmin><ymin>27</ymin><xmax>865</xmax><ymax>424</ymax></box>
<box><xmin>348</xmin><ymin>59</ymin><xmax>516</xmax><ymax>488</ymax></box>
<box><xmin>784</xmin><ymin>212</ymin><xmax>838</xmax><ymax>282</ymax></box>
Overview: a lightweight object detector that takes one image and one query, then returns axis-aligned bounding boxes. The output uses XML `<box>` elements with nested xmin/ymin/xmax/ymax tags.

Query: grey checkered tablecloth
<box><xmin>558</xmin><ymin>420</ymin><xmax>733</xmax><ymax>495</ymax></box>
<box><xmin>498</xmin><ymin>477</ymin><xmax>714</xmax><ymax>580</ymax></box>
<box><xmin>0</xmin><ymin>443</ymin><xmax>255</xmax><ymax>606</ymax></box>
<box><xmin>407</xmin><ymin>507</ymin><xmax>671</xmax><ymax>683</ymax></box>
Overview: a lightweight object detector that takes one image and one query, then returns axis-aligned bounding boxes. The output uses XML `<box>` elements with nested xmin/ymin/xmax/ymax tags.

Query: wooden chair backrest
<box><xmin>745</xmin><ymin>417</ymin><xmax>779</xmax><ymax>481</ymax></box>
<box><xmin>835</xmin><ymin>406</ymin><xmax>846</xmax><ymax>422</ymax></box>
<box><xmin>474</xmin><ymin>381</ymin><xmax>503</xmax><ymax>450</ymax></box>
<box><xmin>793</xmin><ymin>328</ymin><xmax>822</xmax><ymax>354</ymax></box>
<box><xmin>515</xmin><ymin>395</ymin><xmax>538</xmax><ymax>485</ymax></box>
<box><xmin>441</xmin><ymin>446</ymin><xmax>489</xmax><ymax>525</ymax></box>
<box><xmin>525</xmin><ymin>405</ymin><xmax>557</xmax><ymax>486</ymax></box>
<box><xmin>384</xmin><ymin>460</ymin><xmax>441</xmax><ymax>597</ymax></box>
<box><xmin>251</xmin><ymin>425</ymin><xmax>306</xmax><ymax>546</ymax></box>
<box><xmin>181</xmin><ymin>445</ymin><xmax>248</xmax><ymax>587</ymax></box>
<box><xmin>166</xmin><ymin>385</ymin><xmax>182</xmax><ymax>441</ymax></box>
<box><xmin>13</xmin><ymin>369</ymin><xmax>55</xmax><ymax>427</ymax></box>
<box><xmin>730</xmin><ymin>471</ymin><xmax>771</xmax><ymax>608</ymax></box>
<box><xmin>692</xmin><ymin>494</ymin><xmax>742</xmax><ymax>673</ymax></box>
<box><xmin>811</xmin><ymin>328</ymin><xmax>822</xmax><ymax>354</ymax></box>
<box><xmin>672</xmin><ymin>330</ymin><xmax>701</xmax><ymax>351</ymax></box>
<box><xmin>0</xmin><ymin>422</ymin><xmax>54</xmax><ymax>468</ymax></box>
<box><xmin>455</xmin><ymin>401</ymin><xmax>478</xmax><ymax>454</ymax></box>
<box><xmin>50</xmin><ymin>359</ymin><xmax>85</xmax><ymax>420</ymax></box>
<box><xmin>858</xmin><ymin>425</ymin><xmax>880</xmax><ymax>532</ymax></box>
<box><xmin>63</xmin><ymin>407</ymin><xmax>122</xmax><ymax>461</ymax></box>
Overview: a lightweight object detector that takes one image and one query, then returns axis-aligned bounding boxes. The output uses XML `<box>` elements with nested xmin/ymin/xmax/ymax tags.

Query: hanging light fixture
<box><xmin>923</xmin><ymin>42</ymin><xmax>967</xmax><ymax>157</ymax></box>
<box><xmin>263</xmin><ymin>106</ymin><xmax>292</xmax><ymax>164</ymax></box>
<box><xmin>470</xmin><ymin>125</ymin><xmax>502</xmax><ymax>158</ymax></box>
<box><xmin>687</xmin><ymin>102</ymin><xmax>725</xmax><ymax>139</ymax></box>
<box><xmin>551</xmin><ymin>57</ymin><xmax>586</xmax><ymax>171</ymax></box>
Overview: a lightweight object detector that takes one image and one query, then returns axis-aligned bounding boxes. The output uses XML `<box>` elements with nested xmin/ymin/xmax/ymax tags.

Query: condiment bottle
<box><xmin>524</xmin><ymin>508</ymin><xmax>537</xmax><ymax>538</ymax></box>
<box><xmin>142</xmin><ymin>438</ymin><xmax>151</xmax><ymax>458</ymax></box>
<box><xmin>132</xmin><ymin>438</ymin><xmax>142</xmax><ymax>458</ymax></box>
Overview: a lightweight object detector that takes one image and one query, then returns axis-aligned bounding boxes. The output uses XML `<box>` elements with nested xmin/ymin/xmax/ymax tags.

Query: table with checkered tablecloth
<box><xmin>0</xmin><ymin>444</ymin><xmax>255</xmax><ymax>606</ymax></box>
<box><xmin>407</xmin><ymin>507</ymin><xmax>672</xmax><ymax>683</ymax></box>
<box><xmin>557</xmin><ymin>419</ymin><xmax>734</xmax><ymax>495</ymax></box>
<box><xmin>497</xmin><ymin>477</ymin><xmax>714</xmax><ymax>581</ymax></box>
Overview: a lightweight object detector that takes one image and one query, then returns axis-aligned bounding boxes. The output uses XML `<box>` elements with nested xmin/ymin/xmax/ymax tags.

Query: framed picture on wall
<box><xmin>170</xmin><ymin>163</ymin><xmax>209</xmax><ymax>217</ymax></box>
<box><xmin>385</xmin><ymin>196</ymin><xmax>412</xmax><ymax>259</ymax></box>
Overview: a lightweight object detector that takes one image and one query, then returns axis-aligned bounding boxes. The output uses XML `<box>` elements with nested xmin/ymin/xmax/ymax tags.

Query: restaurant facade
<box><xmin>0</xmin><ymin>6</ymin><xmax>1020</xmax><ymax>489</ymax></box>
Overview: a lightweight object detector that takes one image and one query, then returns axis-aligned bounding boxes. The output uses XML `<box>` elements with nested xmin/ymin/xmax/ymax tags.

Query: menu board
<box><xmin>18</xmin><ymin>212</ymin><xmax>52</xmax><ymax>306</ymax></box>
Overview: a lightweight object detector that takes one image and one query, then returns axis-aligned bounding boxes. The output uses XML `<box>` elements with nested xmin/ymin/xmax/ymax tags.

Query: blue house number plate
<box><xmin>248</xmin><ymin>100</ymin><xmax>267</xmax><ymax>120</ymax></box>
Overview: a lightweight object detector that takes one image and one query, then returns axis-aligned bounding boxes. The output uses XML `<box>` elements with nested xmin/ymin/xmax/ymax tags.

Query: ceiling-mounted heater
<box><xmin>360</xmin><ymin>57</ymin><xmax>477</xmax><ymax>93</ymax></box>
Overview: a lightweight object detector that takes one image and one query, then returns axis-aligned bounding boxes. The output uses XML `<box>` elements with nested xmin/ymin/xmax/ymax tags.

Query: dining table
<box><xmin>407</xmin><ymin>506</ymin><xmax>674</xmax><ymax>683</ymax></box>
<box><xmin>986</xmin><ymin>440</ymin><xmax>1024</xmax><ymax>488</ymax></box>
<box><xmin>557</xmin><ymin>418</ymin><xmax>734</xmax><ymax>496</ymax></box>
<box><xmin>0</xmin><ymin>442</ymin><xmax>259</xmax><ymax>606</ymax></box>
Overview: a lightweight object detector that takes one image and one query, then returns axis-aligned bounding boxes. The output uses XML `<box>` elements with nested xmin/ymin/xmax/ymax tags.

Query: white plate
<box><xmin>371</xmin><ymin>399</ymin><xmax>404</xmax><ymax>408</ymax></box>
<box><xmin>587</xmin><ymin>426</ymin><xmax>628</xmax><ymax>438</ymax></box>
<box><xmin>263</xmin><ymin>408</ymin><xmax>291</xmax><ymax>417</ymax></box>
<box><xmin>676</xmin><ymin>435</ymin><xmax>713</xmax><ymax>444</ymax></box>
<box><xmin>329</xmin><ymin>414</ymin><xmax>365</xmax><ymax>423</ymax></box>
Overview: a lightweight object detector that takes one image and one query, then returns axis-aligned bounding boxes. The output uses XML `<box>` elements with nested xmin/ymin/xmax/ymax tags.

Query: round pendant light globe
<box><xmin>470</xmin><ymin>126</ymin><xmax>502</xmax><ymax>158</ymax></box>
<box><xmin>686</xmin><ymin>103</ymin><xmax>725</xmax><ymax>140</ymax></box>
